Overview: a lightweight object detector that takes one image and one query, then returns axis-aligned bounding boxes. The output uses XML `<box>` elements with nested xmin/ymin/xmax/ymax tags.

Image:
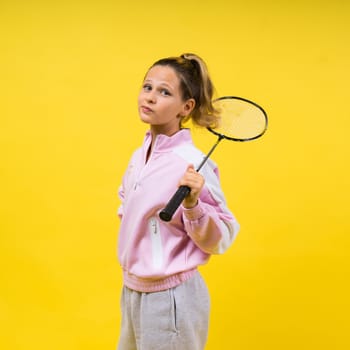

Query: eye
<box><xmin>160</xmin><ymin>89</ymin><xmax>171</xmax><ymax>96</ymax></box>
<box><xmin>143</xmin><ymin>84</ymin><xmax>152</xmax><ymax>91</ymax></box>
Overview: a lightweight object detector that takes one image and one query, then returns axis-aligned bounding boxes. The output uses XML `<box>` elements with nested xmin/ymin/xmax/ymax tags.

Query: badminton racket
<box><xmin>159</xmin><ymin>96</ymin><xmax>268</xmax><ymax>222</ymax></box>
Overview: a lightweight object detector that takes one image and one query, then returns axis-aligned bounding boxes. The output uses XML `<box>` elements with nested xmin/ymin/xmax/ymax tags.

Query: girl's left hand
<box><xmin>179</xmin><ymin>164</ymin><xmax>205</xmax><ymax>209</ymax></box>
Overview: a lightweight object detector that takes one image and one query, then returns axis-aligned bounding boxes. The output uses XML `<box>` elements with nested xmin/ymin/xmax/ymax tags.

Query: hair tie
<box><xmin>181</xmin><ymin>54</ymin><xmax>200</xmax><ymax>73</ymax></box>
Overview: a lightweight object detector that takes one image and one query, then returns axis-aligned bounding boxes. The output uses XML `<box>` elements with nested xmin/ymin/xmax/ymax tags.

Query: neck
<box><xmin>150</xmin><ymin>123</ymin><xmax>181</xmax><ymax>138</ymax></box>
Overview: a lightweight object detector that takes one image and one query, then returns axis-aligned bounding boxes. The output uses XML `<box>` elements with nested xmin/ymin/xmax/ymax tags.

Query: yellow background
<box><xmin>1</xmin><ymin>0</ymin><xmax>349</xmax><ymax>349</ymax></box>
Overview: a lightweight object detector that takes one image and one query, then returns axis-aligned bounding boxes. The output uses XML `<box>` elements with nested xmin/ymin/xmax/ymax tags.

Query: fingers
<box><xmin>179</xmin><ymin>165</ymin><xmax>204</xmax><ymax>190</ymax></box>
<box><xmin>179</xmin><ymin>164</ymin><xmax>205</xmax><ymax>208</ymax></box>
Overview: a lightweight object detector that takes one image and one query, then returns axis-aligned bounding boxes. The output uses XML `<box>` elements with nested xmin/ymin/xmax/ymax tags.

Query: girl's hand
<box><xmin>179</xmin><ymin>164</ymin><xmax>205</xmax><ymax>209</ymax></box>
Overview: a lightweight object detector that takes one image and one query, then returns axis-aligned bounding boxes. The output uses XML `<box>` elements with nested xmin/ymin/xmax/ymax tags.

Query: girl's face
<box><xmin>138</xmin><ymin>65</ymin><xmax>195</xmax><ymax>137</ymax></box>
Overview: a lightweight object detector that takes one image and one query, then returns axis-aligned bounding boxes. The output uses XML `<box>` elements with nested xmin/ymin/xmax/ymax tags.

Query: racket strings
<box><xmin>213</xmin><ymin>98</ymin><xmax>267</xmax><ymax>140</ymax></box>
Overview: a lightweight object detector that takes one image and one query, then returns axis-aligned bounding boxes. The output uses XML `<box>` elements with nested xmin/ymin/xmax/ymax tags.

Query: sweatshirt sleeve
<box><xmin>117</xmin><ymin>184</ymin><xmax>124</xmax><ymax>219</ymax></box>
<box><xmin>181</xmin><ymin>164</ymin><xmax>240</xmax><ymax>255</ymax></box>
<box><xmin>117</xmin><ymin>151</ymin><xmax>137</xmax><ymax>220</ymax></box>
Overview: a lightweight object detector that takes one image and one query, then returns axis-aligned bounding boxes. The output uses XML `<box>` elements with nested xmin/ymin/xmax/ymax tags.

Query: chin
<box><xmin>139</xmin><ymin>115</ymin><xmax>151</xmax><ymax>124</ymax></box>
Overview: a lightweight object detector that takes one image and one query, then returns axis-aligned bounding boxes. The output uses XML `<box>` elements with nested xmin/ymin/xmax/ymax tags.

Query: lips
<box><xmin>141</xmin><ymin>105</ymin><xmax>153</xmax><ymax>113</ymax></box>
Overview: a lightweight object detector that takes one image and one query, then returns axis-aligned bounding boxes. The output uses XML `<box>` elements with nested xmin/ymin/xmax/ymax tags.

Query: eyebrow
<box><xmin>144</xmin><ymin>79</ymin><xmax>174</xmax><ymax>90</ymax></box>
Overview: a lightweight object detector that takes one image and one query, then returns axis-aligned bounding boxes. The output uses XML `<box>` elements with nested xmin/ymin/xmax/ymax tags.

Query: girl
<box><xmin>117</xmin><ymin>53</ymin><xmax>239</xmax><ymax>350</ymax></box>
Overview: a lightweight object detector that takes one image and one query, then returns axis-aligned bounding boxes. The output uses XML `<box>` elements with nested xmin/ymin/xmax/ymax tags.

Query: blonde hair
<box><xmin>150</xmin><ymin>53</ymin><xmax>220</xmax><ymax>128</ymax></box>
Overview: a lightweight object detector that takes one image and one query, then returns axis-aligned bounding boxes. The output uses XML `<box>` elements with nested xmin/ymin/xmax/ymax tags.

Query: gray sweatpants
<box><xmin>117</xmin><ymin>271</ymin><xmax>210</xmax><ymax>350</ymax></box>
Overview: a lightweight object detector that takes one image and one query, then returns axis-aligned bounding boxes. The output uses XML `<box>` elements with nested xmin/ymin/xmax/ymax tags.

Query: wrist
<box><xmin>183</xmin><ymin>199</ymin><xmax>198</xmax><ymax>209</ymax></box>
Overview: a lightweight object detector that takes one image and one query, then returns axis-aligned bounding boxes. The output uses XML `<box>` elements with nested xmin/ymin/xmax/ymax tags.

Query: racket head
<box><xmin>208</xmin><ymin>96</ymin><xmax>268</xmax><ymax>142</ymax></box>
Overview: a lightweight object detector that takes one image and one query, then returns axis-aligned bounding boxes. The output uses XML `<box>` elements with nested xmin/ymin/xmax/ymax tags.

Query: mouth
<box><xmin>140</xmin><ymin>105</ymin><xmax>153</xmax><ymax>113</ymax></box>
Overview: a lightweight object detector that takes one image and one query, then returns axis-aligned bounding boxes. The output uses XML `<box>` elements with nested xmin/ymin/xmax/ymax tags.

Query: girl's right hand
<box><xmin>178</xmin><ymin>164</ymin><xmax>205</xmax><ymax>209</ymax></box>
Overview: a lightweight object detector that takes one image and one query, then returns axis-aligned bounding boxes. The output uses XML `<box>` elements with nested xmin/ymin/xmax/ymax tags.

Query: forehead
<box><xmin>145</xmin><ymin>65</ymin><xmax>181</xmax><ymax>86</ymax></box>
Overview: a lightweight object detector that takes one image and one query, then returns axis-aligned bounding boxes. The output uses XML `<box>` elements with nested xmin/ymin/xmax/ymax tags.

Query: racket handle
<box><xmin>159</xmin><ymin>185</ymin><xmax>191</xmax><ymax>222</ymax></box>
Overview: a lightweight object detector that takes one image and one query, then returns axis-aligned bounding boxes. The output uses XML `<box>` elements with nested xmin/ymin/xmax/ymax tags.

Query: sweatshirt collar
<box><xmin>144</xmin><ymin>128</ymin><xmax>193</xmax><ymax>154</ymax></box>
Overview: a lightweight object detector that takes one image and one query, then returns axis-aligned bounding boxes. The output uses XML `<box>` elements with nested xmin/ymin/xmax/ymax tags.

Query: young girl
<box><xmin>117</xmin><ymin>53</ymin><xmax>240</xmax><ymax>350</ymax></box>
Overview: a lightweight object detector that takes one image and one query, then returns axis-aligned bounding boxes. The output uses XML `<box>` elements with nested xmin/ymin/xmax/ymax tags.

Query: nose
<box><xmin>146</xmin><ymin>91</ymin><xmax>156</xmax><ymax>104</ymax></box>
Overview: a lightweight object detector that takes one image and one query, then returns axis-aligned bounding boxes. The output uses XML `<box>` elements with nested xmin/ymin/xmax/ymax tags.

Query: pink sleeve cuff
<box><xmin>182</xmin><ymin>200</ymin><xmax>205</xmax><ymax>221</ymax></box>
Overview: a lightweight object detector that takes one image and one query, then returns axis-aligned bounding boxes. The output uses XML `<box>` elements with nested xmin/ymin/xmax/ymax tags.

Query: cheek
<box><xmin>137</xmin><ymin>93</ymin><xmax>142</xmax><ymax>106</ymax></box>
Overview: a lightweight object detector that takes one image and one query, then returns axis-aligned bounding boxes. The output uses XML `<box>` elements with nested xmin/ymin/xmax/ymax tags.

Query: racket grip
<box><xmin>159</xmin><ymin>185</ymin><xmax>191</xmax><ymax>222</ymax></box>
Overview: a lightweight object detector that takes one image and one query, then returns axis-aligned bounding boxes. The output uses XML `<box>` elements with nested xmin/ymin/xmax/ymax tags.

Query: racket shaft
<box><xmin>159</xmin><ymin>185</ymin><xmax>191</xmax><ymax>221</ymax></box>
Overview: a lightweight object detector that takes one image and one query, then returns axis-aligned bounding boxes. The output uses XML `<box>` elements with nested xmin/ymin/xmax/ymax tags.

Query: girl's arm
<box><xmin>180</xmin><ymin>165</ymin><xmax>240</xmax><ymax>254</ymax></box>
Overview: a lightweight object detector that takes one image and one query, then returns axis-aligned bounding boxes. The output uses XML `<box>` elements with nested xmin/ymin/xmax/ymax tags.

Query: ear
<box><xmin>181</xmin><ymin>98</ymin><xmax>195</xmax><ymax>117</ymax></box>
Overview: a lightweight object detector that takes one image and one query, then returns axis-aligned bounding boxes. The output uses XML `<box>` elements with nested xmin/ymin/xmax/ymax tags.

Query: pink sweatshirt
<box><xmin>117</xmin><ymin>129</ymin><xmax>239</xmax><ymax>292</ymax></box>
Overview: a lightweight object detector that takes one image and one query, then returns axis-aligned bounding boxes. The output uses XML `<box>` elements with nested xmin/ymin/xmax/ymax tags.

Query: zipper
<box><xmin>133</xmin><ymin>135</ymin><xmax>159</xmax><ymax>191</ymax></box>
